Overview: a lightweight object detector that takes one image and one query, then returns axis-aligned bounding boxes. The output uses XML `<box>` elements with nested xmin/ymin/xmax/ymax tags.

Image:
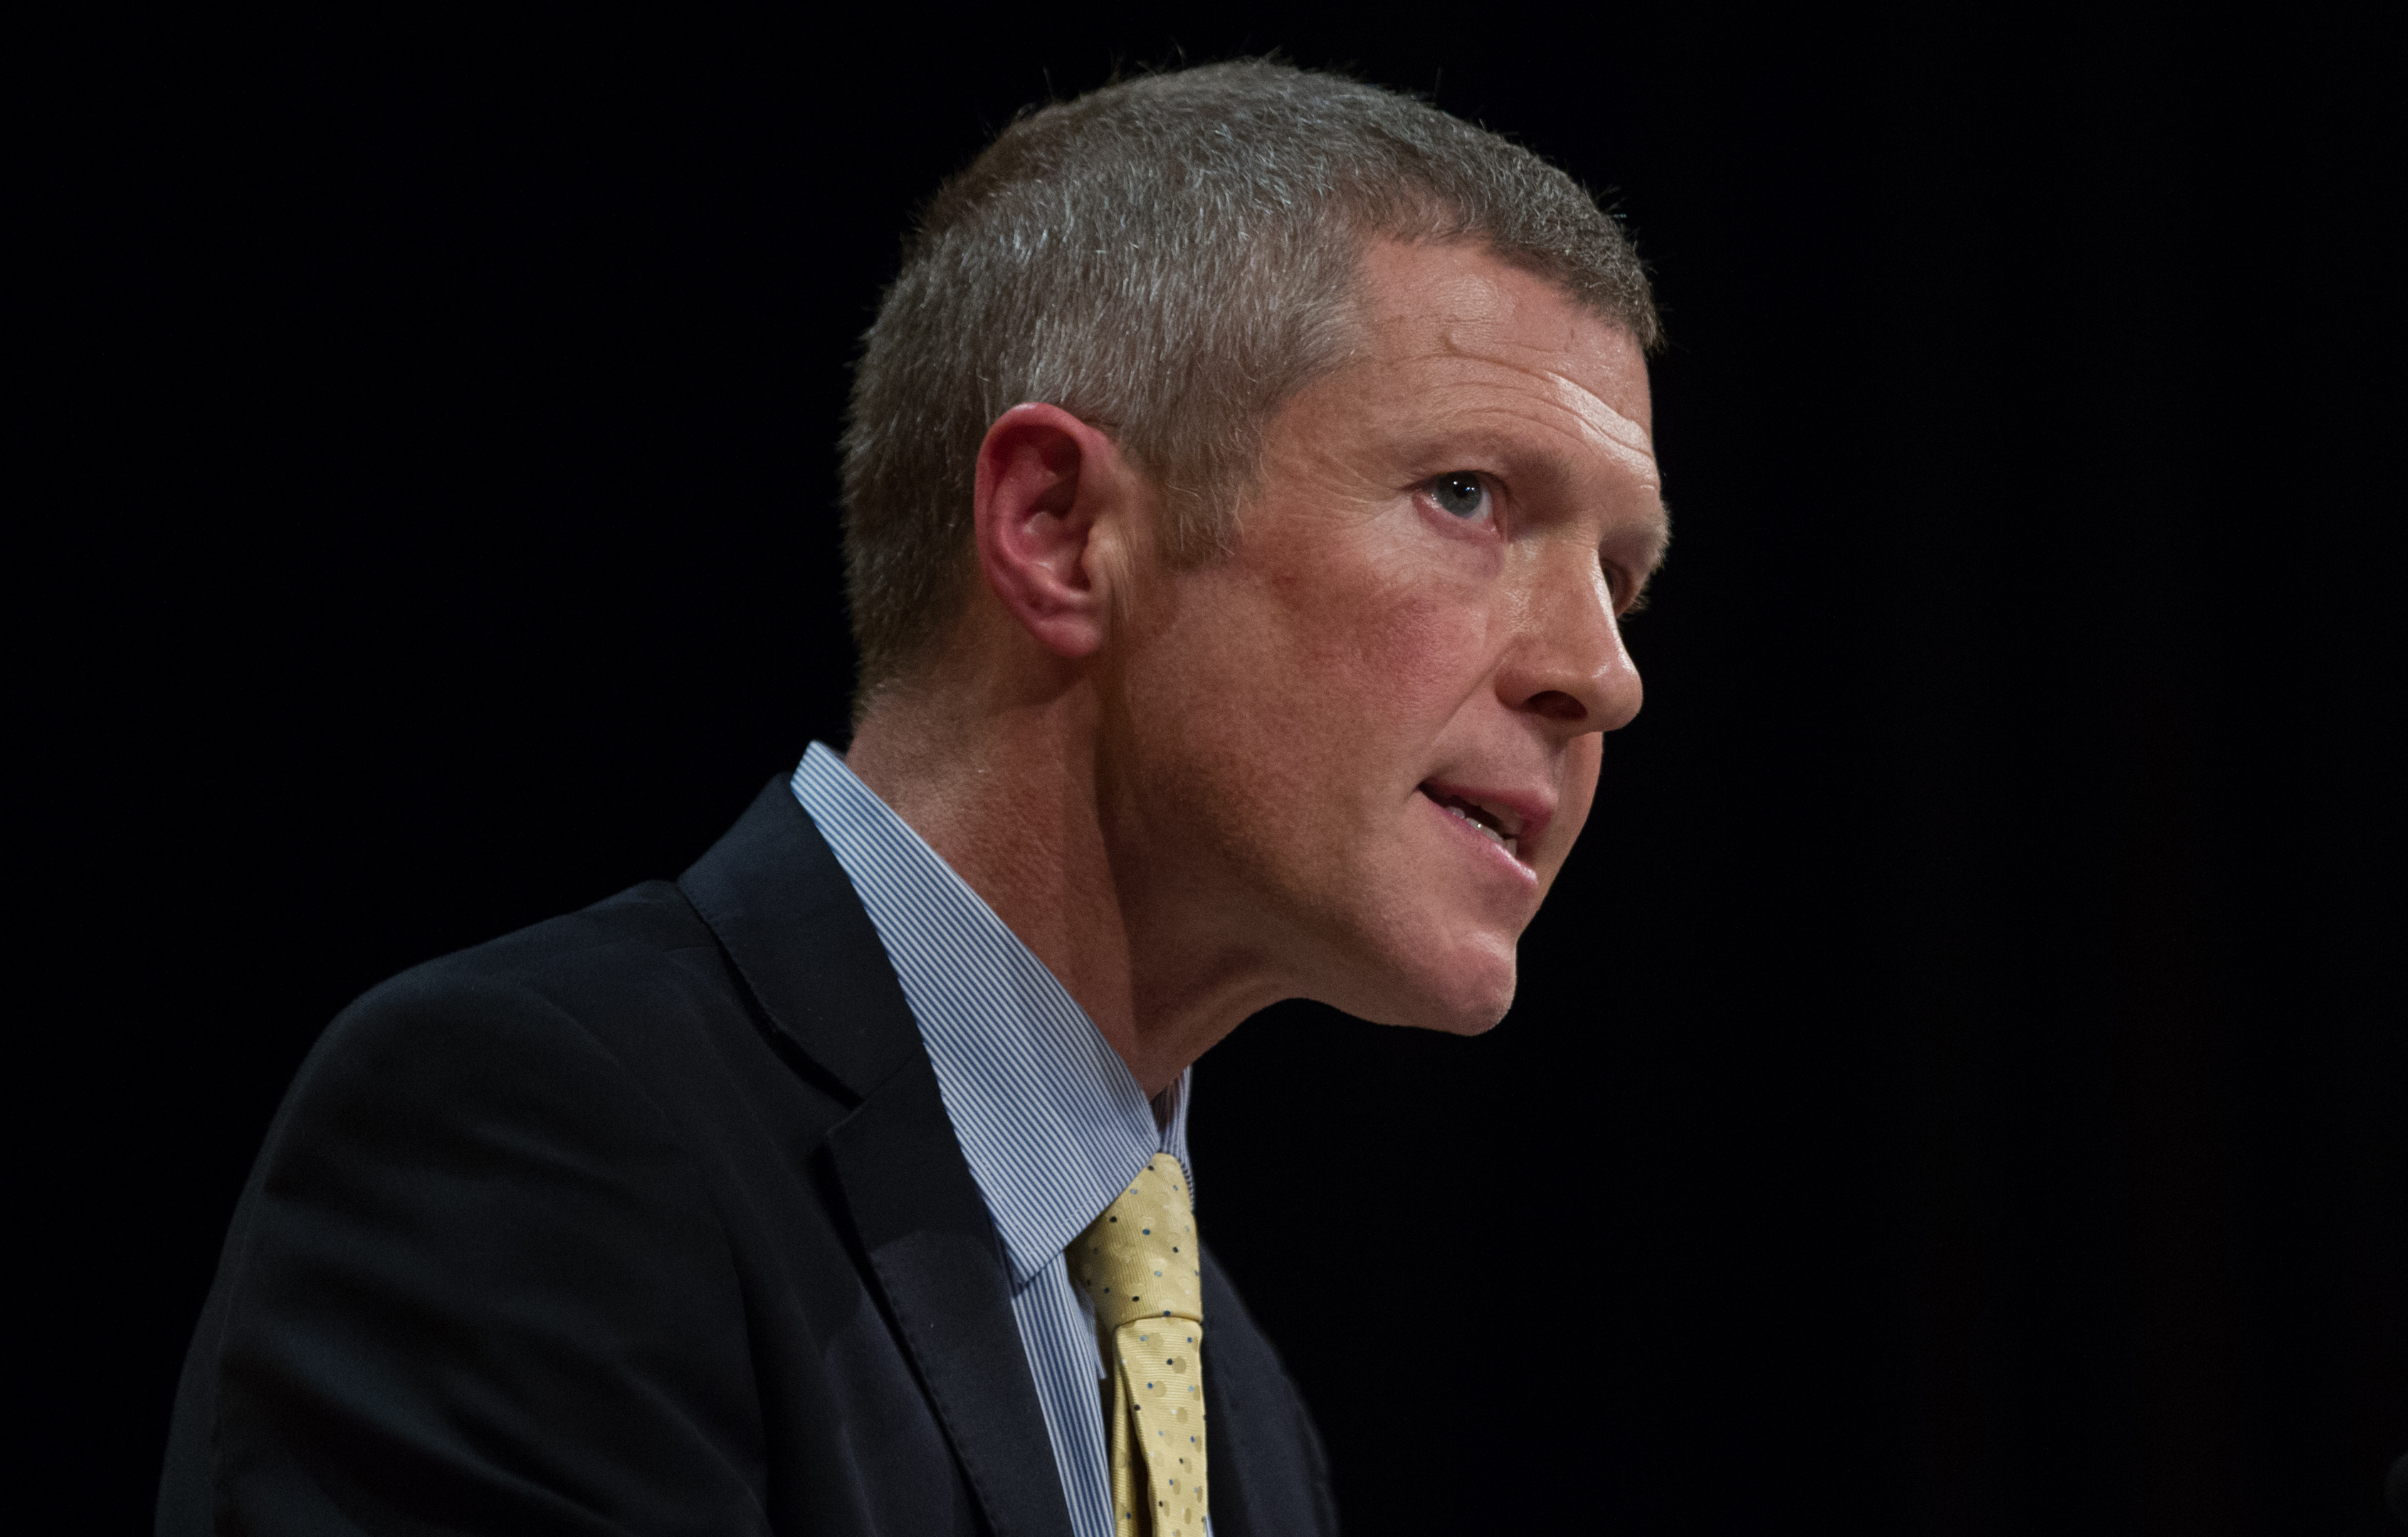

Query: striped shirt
<box><xmin>791</xmin><ymin>743</ymin><xmax>1199</xmax><ymax>1537</ymax></box>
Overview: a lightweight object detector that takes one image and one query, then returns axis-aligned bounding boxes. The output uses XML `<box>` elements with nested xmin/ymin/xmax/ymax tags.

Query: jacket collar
<box><xmin>678</xmin><ymin>776</ymin><xmax>1075</xmax><ymax>1537</ymax></box>
<box><xmin>678</xmin><ymin>774</ymin><xmax>921</xmax><ymax>1100</ymax></box>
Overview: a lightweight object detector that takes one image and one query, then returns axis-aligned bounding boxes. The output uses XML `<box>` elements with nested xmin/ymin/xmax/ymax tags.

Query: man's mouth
<box><xmin>1419</xmin><ymin>784</ymin><xmax>1525</xmax><ymax>859</ymax></box>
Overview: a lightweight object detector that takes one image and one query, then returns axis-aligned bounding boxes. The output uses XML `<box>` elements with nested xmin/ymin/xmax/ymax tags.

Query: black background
<box><xmin>43</xmin><ymin>11</ymin><xmax>2400</xmax><ymax>1534</ymax></box>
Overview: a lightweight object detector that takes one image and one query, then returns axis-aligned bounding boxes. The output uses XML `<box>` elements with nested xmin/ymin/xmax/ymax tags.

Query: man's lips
<box><xmin>1416</xmin><ymin>780</ymin><xmax>1552</xmax><ymax>875</ymax></box>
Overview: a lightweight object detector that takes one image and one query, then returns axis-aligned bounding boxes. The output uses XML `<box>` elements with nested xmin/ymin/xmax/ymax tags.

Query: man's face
<box><xmin>1102</xmin><ymin>238</ymin><xmax>1666</xmax><ymax>1033</ymax></box>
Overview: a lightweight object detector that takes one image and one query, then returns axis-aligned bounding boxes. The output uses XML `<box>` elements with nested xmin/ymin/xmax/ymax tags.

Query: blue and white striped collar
<box><xmin>791</xmin><ymin>742</ymin><xmax>1193</xmax><ymax>1290</ymax></box>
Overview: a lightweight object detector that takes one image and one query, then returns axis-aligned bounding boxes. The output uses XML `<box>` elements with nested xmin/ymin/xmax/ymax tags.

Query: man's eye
<box><xmin>1426</xmin><ymin>472</ymin><xmax>1489</xmax><ymax>519</ymax></box>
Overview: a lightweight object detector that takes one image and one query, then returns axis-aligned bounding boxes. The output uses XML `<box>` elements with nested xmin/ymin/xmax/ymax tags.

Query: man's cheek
<box><xmin>1342</xmin><ymin>591</ymin><xmax>1488</xmax><ymax>719</ymax></box>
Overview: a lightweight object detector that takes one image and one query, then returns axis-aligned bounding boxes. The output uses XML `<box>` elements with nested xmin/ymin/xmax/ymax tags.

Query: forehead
<box><xmin>1362</xmin><ymin>239</ymin><xmax>1651</xmax><ymax>421</ymax></box>
<box><xmin>1329</xmin><ymin>240</ymin><xmax>1660</xmax><ymax>497</ymax></box>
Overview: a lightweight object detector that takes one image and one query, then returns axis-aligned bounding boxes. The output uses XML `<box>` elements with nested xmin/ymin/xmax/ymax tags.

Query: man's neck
<box><xmin>843</xmin><ymin>667</ymin><xmax>1286</xmax><ymax>1097</ymax></box>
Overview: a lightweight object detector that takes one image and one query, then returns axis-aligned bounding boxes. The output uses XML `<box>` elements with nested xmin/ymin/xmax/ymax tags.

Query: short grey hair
<box><xmin>841</xmin><ymin>59</ymin><xmax>1660</xmax><ymax>703</ymax></box>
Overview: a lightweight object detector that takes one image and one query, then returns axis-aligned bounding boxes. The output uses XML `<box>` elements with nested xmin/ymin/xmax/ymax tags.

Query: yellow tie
<box><xmin>1072</xmin><ymin>1153</ymin><xmax>1207</xmax><ymax>1537</ymax></box>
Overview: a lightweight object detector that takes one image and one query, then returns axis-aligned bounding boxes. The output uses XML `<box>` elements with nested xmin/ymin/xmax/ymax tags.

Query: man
<box><xmin>160</xmin><ymin>60</ymin><xmax>1666</xmax><ymax>1536</ymax></box>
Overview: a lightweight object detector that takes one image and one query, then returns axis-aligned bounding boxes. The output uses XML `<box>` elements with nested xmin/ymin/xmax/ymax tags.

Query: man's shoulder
<box><xmin>265</xmin><ymin>880</ymin><xmax>808</xmax><ymax>1163</ymax></box>
<box><xmin>165</xmin><ymin>877</ymin><xmax>888</xmax><ymax>1537</ymax></box>
<box><xmin>285</xmin><ymin>773</ymin><xmax>916</xmax><ymax>1158</ymax></box>
<box><xmin>320</xmin><ymin>880</ymin><xmax>739</xmax><ymax>1068</ymax></box>
<box><xmin>359</xmin><ymin>878</ymin><xmax>735</xmax><ymax>1028</ymax></box>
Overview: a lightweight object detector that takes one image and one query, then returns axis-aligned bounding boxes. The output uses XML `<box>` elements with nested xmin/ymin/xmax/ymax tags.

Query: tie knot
<box><xmin>1071</xmin><ymin>1153</ymin><xmax>1202</xmax><ymax>1332</ymax></box>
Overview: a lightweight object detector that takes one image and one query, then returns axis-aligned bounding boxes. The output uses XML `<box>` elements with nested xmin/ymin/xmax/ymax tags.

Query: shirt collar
<box><xmin>791</xmin><ymin>742</ymin><xmax>1193</xmax><ymax>1290</ymax></box>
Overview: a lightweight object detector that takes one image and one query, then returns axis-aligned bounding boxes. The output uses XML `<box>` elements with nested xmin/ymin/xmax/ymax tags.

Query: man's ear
<box><xmin>972</xmin><ymin>403</ymin><xmax>1143</xmax><ymax>659</ymax></box>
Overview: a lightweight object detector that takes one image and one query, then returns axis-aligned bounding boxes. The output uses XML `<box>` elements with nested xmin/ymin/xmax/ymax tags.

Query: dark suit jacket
<box><xmin>159</xmin><ymin>778</ymin><xmax>1339</xmax><ymax>1536</ymax></box>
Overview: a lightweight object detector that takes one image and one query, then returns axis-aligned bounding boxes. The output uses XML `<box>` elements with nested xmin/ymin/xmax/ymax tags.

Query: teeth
<box><xmin>1444</xmin><ymin>802</ymin><xmax>1511</xmax><ymax>850</ymax></box>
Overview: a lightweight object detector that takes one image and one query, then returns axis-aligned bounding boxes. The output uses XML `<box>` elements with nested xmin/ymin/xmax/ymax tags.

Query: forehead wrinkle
<box><xmin>1397</xmin><ymin>337</ymin><xmax>1656</xmax><ymax>470</ymax></box>
<box><xmin>1431</xmin><ymin>305</ymin><xmax>1653</xmax><ymax>430</ymax></box>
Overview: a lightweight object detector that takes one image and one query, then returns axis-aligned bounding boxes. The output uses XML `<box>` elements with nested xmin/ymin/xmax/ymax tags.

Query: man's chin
<box><xmin>1402</xmin><ymin>994</ymin><xmax>1514</xmax><ymax>1037</ymax></box>
<box><xmin>1358</xmin><ymin>935</ymin><xmax>1520</xmax><ymax>1036</ymax></box>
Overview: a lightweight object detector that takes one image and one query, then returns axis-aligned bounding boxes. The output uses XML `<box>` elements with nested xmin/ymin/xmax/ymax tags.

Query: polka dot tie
<box><xmin>1072</xmin><ymin>1153</ymin><xmax>1206</xmax><ymax>1537</ymax></box>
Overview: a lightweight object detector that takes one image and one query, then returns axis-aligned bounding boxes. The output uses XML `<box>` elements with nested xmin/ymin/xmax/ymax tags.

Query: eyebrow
<box><xmin>1626</xmin><ymin>503</ymin><xmax>1672</xmax><ymax>603</ymax></box>
<box><xmin>1629</xmin><ymin>505</ymin><xmax>1672</xmax><ymax>571</ymax></box>
<box><xmin>1507</xmin><ymin>438</ymin><xmax>1671</xmax><ymax>572</ymax></box>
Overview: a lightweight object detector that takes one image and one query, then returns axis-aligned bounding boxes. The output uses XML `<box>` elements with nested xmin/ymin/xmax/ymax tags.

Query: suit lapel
<box><xmin>827</xmin><ymin>1054</ymin><xmax>1076</xmax><ymax>1537</ymax></box>
<box><xmin>681</xmin><ymin>777</ymin><xmax>1074</xmax><ymax>1537</ymax></box>
<box><xmin>680</xmin><ymin>776</ymin><xmax>912</xmax><ymax>1099</ymax></box>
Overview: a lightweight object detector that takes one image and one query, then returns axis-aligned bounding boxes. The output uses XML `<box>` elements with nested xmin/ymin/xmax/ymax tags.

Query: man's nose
<box><xmin>1497</xmin><ymin>547</ymin><xmax>1644</xmax><ymax>734</ymax></box>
